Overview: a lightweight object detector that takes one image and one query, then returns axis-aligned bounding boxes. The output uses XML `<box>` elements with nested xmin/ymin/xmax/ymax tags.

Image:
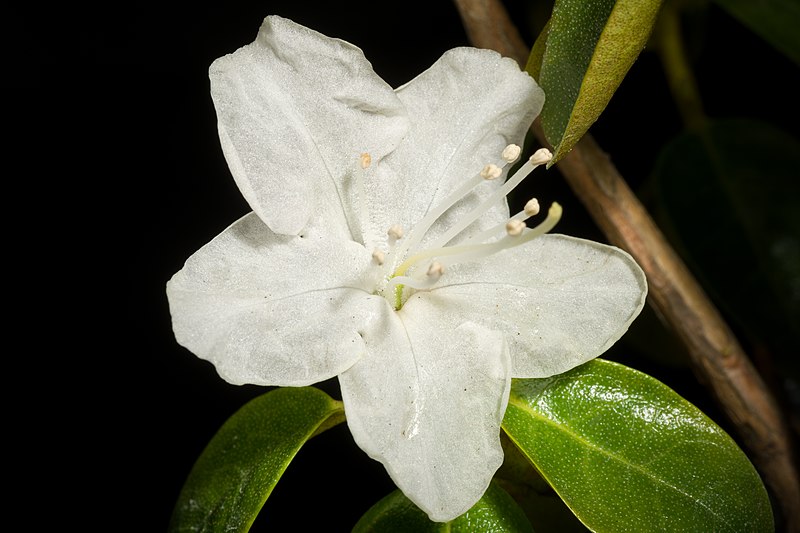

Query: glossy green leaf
<box><xmin>495</xmin><ymin>434</ymin><xmax>589</xmax><ymax>532</ymax></box>
<box><xmin>712</xmin><ymin>0</ymin><xmax>800</xmax><ymax>65</ymax></box>
<box><xmin>352</xmin><ymin>482</ymin><xmax>534</xmax><ymax>533</ymax></box>
<box><xmin>502</xmin><ymin>359</ymin><xmax>773</xmax><ymax>532</ymax></box>
<box><xmin>169</xmin><ymin>387</ymin><xmax>345</xmax><ymax>533</ymax></box>
<box><xmin>652</xmin><ymin>118</ymin><xmax>800</xmax><ymax>371</ymax></box>
<box><xmin>536</xmin><ymin>0</ymin><xmax>662</xmax><ymax>165</ymax></box>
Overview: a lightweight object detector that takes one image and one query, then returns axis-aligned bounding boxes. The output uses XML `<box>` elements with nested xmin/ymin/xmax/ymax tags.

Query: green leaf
<box><xmin>712</xmin><ymin>0</ymin><xmax>800</xmax><ymax>66</ymax></box>
<box><xmin>169</xmin><ymin>387</ymin><xmax>345</xmax><ymax>533</ymax></box>
<box><xmin>535</xmin><ymin>0</ymin><xmax>663</xmax><ymax>165</ymax></box>
<box><xmin>502</xmin><ymin>359</ymin><xmax>773</xmax><ymax>532</ymax></box>
<box><xmin>651</xmin><ymin>118</ymin><xmax>800</xmax><ymax>371</ymax></box>
<box><xmin>352</xmin><ymin>482</ymin><xmax>534</xmax><ymax>533</ymax></box>
<box><xmin>495</xmin><ymin>434</ymin><xmax>589</xmax><ymax>532</ymax></box>
<box><xmin>524</xmin><ymin>19</ymin><xmax>550</xmax><ymax>81</ymax></box>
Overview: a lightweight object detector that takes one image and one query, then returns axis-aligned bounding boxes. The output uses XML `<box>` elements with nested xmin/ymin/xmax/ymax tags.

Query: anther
<box><xmin>372</xmin><ymin>249</ymin><xmax>385</xmax><ymax>265</ymax></box>
<box><xmin>480</xmin><ymin>164</ymin><xmax>502</xmax><ymax>180</ymax></box>
<box><xmin>463</xmin><ymin>198</ymin><xmax>541</xmax><ymax>245</ymax></box>
<box><xmin>506</xmin><ymin>220</ymin><xmax>526</xmax><ymax>236</ymax></box>
<box><xmin>388</xmin><ymin>224</ymin><xmax>404</xmax><ymax>240</ymax></box>
<box><xmin>360</xmin><ymin>153</ymin><xmax>372</xmax><ymax>169</ymax></box>
<box><xmin>524</xmin><ymin>198</ymin><xmax>540</xmax><ymax>216</ymax></box>
<box><xmin>529</xmin><ymin>148</ymin><xmax>553</xmax><ymax>166</ymax></box>
<box><xmin>427</xmin><ymin>261</ymin><xmax>445</xmax><ymax>278</ymax></box>
<box><xmin>502</xmin><ymin>144</ymin><xmax>522</xmax><ymax>163</ymax></box>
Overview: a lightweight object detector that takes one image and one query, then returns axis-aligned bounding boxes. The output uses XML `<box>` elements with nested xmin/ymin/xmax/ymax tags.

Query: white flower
<box><xmin>167</xmin><ymin>15</ymin><xmax>647</xmax><ymax>522</ymax></box>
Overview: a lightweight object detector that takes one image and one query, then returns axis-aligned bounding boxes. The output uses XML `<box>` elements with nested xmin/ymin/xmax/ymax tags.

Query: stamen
<box><xmin>386</xmin><ymin>261</ymin><xmax>444</xmax><ymax>292</ymax></box>
<box><xmin>353</xmin><ymin>153</ymin><xmax>371</xmax><ymax>244</ymax></box>
<box><xmin>387</xmin><ymin>224</ymin><xmax>404</xmax><ymax>240</ymax></box>
<box><xmin>480</xmin><ymin>164</ymin><xmax>502</xmax><ymax>180</ymax></box>
<box><xmin>426</xmin><ymin>261</ymin><xmax>445</xmax><ymax>278</ymax></box>
<box><xmin>360</xmin><ymin>152</ymin><xmax>372</xmax><ymax>169</ymax></box>
<box><xmin>380</xmin><ymin>145</ymin><xmax>558</xmax><ymax>309</ymax></box>
<box><xmin>426</xmin><ymin>149</ymin><xmax>552</xmax><ymax>250</ymax></box>
<box><xmin>502</xmin><ymin>144</ymin><xmax>522</xmax><ymax>163</ymax></box>
<box><xmin>505</xmin><ymin>220</ymin><xmax>525</xmax><ymax>236</ymax></box>
<box><xmin>524</xmin><ymin>198</ymin><xmax>540</xmax><ymax>216</ymax></box>
<box><xmin>530</xmin><ymin>148</ymin><xmax>553</xmax><ymax>165</ymax></box>
<box><xmin>395</xmin><ymin>145</ymin><xmax>536</xmax><ymax>262</ymax></box>
<box><xmin>394</xmin><ymin>160</ymin><xmax>508</xmax><ymax>264</ymax></box>
<box><xmin>393</xmin><ymin>202</ymin><xmax>562</xmax><ymax>277</ymax></box>
<box><xmin>462</xmin><ymin>197</ymin><xmax>540</xmax><ymax>245</ymax></box>
<box><xmin>438</xmin><ymin>202</ymin><xmax>562</xmax><ymax>268</ymax></box>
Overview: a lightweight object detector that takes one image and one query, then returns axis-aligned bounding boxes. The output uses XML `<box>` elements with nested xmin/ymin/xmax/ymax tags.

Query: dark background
<box><xmin>45</xmin><ymin>0</ymin><xmax>797</xmax><ymax>530</ymax></box>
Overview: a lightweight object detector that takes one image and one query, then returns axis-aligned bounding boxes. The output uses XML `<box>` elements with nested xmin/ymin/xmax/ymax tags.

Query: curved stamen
<box><xmin>463</xmin><ymin>197</ymin><xmax>540</xmax><ymax>245</ymax></box>
<box><xmin>393</xmin><ymin>202</ymin><xmax>562</xmax><ymax>277</ymax></box>
<box><xmin>393</xmin><ymin>145</ymin><xmax>521</xmax><ymax>265</ymax></box>
<box><xmin>425</xmin><ymin>148</ymin><xmax>552</xmax><ymax>250</ymax></box>
<box><xmin>438</xmin><ymin>202</ymin><xmax>562</xmax><ymax>268</ymax></box>
<box><xmin>392</xmin><ymin>169</ymin><xmax>498</xmax><ymax>263</ymax></box>
<box><xmin>379</xmin><ymin>146</ymin><xmax>556</xmax><ymax>309</ymax></box>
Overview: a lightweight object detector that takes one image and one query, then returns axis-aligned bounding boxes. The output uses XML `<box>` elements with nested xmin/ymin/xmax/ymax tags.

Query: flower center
<box><xmin>361</xmin><ymin>145</ymin><xmax>560</xmax><ymax>310</ymax></box>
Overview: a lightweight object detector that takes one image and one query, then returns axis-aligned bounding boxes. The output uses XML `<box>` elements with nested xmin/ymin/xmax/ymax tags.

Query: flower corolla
<box><xmin>167</xmin><ymin>15</ymin><xmax>647</xmax><ymax>522</ymax></box>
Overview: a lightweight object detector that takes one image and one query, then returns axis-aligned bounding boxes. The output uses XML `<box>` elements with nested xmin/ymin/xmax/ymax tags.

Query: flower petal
<box><xmin>416</xmin><ymin>234</ymin><xmax>648</xmax><ymax>378</ymax></box>
<box><xmin>367</xmin><ymin>48</ymin><xmax>544</xmax><ymax>248</ymax></box>
<box><xmin>166</xmin><ymin>212</ymin><xmax>389</xmax><ymax>386</ymax></box>
<box><xmin>210</xmin><ymin>16</ymin><xmax>409</xmax><ymax>237</ymax></box>
<box><xmin>339</xmin><ymin>316</ymin><xmax>511</xmax><ymax>522</ymax></box>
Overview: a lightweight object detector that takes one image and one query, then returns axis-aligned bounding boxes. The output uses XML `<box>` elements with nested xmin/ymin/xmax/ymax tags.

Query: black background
<box><xmin>39</xmin><ymin>0</ymin><xmax>797</xmax><ymax>530</ymax></box>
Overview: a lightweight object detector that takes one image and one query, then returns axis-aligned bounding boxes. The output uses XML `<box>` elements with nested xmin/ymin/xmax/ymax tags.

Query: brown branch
<box><xmin>453</xmin><ymin>0</ymin><xmax>800</xmax><ymax>530</ymax></box>
<box><xmin>552</xmin><ymin>134</ymin><xmax>799</xmax><ymax>532</ymax></box>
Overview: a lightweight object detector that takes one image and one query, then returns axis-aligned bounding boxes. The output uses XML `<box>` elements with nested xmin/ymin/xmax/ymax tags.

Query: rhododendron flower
<box><xmin>167</xmin><ymin>15</ymin><xmax>647</xmax><ymax>522</ymax></box>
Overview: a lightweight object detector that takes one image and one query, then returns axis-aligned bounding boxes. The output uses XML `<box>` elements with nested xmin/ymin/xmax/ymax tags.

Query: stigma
<box><xmin>360</xmin><ymin>145</ymin><xmax>560</xmax><ymax>309</ymax></box>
